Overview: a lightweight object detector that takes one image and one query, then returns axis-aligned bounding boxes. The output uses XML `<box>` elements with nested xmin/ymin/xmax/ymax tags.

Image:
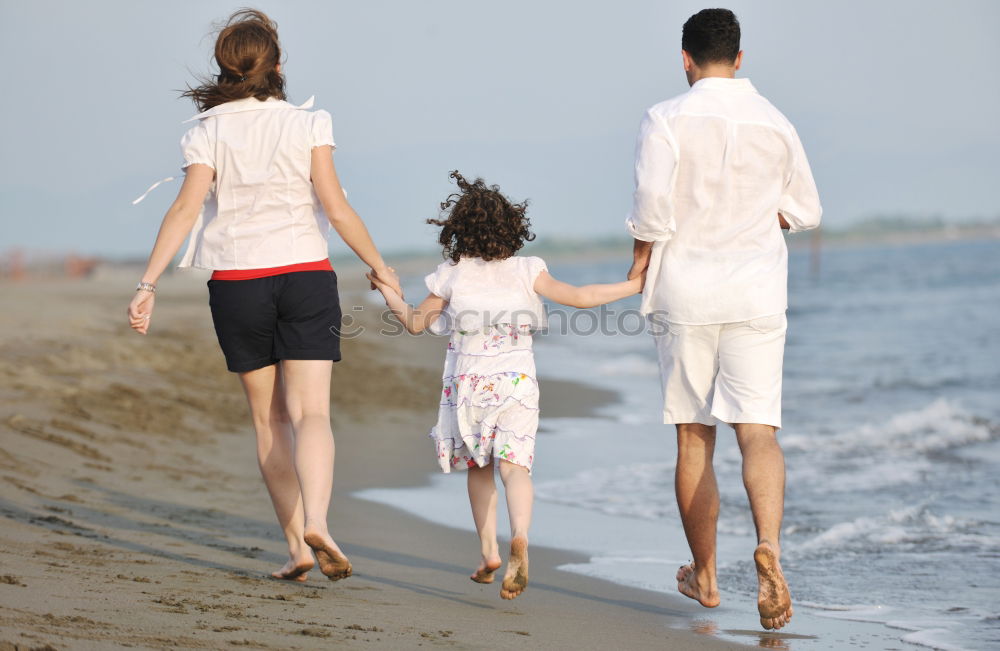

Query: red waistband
<box><xmin>211</xmin><ymin>259</ymin><xmax>333</xmax><ymax>281</ymax></box>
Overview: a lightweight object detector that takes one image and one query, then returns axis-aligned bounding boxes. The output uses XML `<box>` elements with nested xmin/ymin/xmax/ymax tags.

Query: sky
<box><xmin>1</xmin><ymin>0</ymin><xmax>998</xmax><ymax>258</ymax></box>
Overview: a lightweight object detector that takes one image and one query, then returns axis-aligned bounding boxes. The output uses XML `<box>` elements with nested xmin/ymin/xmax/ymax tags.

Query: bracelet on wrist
<box><xmin>136</xmin><ymin>281</ymin><xmax>157</xmax><ymax>293</ymax></box>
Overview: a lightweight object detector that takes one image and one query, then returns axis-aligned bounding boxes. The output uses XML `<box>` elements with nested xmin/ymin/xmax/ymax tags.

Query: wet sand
<box><xmin>0</xmin><ymin>269</ymin><xmax>742</xmax><ymax>650</ymax></box>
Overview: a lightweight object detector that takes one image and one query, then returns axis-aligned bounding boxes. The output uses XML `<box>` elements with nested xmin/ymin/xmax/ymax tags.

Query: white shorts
<box><xmin>653</xmin><ymin>313</ymin><xmax>787</xmax><ymax>428</ymax></box>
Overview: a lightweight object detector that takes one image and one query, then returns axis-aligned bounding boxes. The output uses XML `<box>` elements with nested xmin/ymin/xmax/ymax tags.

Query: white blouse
<box><xmin>424</xmin><ymin>256</ymin><xmax>548</xmax><ymax>335</ymax></box>
<box><xmin>176</xmin><ymin>96</ymin><xmax>336</xmax><ymax>270</ymax></box>
<box><xmin>625</xmin><ymin>77</ymin><xmax>822</xmax><ymax>324</ymax></box>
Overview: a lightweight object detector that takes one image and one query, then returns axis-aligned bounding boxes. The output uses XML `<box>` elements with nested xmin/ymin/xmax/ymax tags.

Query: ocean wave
<box><xmin>793</xmin><ymin>504</ymin><xmax>997</xmax><ymax>554</ymax></box>
<box><xmin>534</xmin><ymin>460</ymin><xmax>754</xmax><ymax>536</ymax></box>
<box><xmin>535</xmin><ymin>462</ymin><xmax>677</xmax><ymax>520</ymax></box>
<box><xmin>782</xmin><ymin>398</ymin><xmax>998</xmax><ymax>455</ymax></box>
<box><xmin>900</xmin><ymin>629</ymin><xmax>970</xmax><ymax>651</ymax></box>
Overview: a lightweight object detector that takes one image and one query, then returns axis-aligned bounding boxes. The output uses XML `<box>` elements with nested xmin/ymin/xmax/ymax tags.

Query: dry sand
<box><xmin>0</xmin><ymin>270</ymin><xmax>742</xmax><ymax>650</ymax></box>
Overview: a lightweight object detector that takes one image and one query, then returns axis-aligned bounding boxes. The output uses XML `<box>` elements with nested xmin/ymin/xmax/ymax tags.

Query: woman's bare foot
<box><xmin>303</xmin><ymin>531</ymin><xmax>352</xmax><ymax>581</ymax></box>
<box><xmin>271</xmin><ymin>555</ymin><xmax>314</xmax><ymax>582</ymax></box>
<box><xmin>754</xmin><ymin>541</ymin><xmax>792</xmax><ymax>630</ymax></box>
<box><xmin>500</xmin><ymin>537</ymin><xmax>529</xmax><ymax>599</ymax></box>
<box><xmin>676</xmin><ymin>562</ymin><xmax>721</xmax><ymax>608</ymax></box>
<box><xmin>470</xmin><ymin>555</ymin><xmax>502</xmax><ymax>584</ymax></box>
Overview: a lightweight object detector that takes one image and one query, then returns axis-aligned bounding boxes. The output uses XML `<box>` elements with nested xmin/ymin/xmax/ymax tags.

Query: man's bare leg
<box><xmin>239</xmin><ymin>365</ymin><xmax>314</xmax><ymax>581</ymax></box>
<box><xmin>735</xmin><ymin>423</ymin><xmax>792</xmax><ymax>630</ymax></box>
<box><xmin>674</xmin><ymin>423</ymin><xmax>721</xmax><ymax>608</ymax></box>
<box><xmin>498</xmin><ymin>460</ymin><xmax>532</xmax><ymax>600</ymax></box>
<box><xmin>467</xmin><ymin>461</ymin><xmax>502</xmax><ymax>583</ymax></box>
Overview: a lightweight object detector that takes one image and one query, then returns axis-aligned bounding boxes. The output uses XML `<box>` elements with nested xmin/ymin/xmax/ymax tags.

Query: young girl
<box><xmin>368</xmin><ymin>172</ymin><xmax>642</xmax><ymax>599</ymax></box>
<box><xmin>127</xmin><ymin>9</ymin><xmax>401</xmax><ymax>582</ymax></box>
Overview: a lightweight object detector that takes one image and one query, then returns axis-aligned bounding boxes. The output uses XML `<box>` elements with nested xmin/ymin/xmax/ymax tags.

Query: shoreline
<box><xmin>0</xmin><ymin>275</ymin><xmax>743</xmax><ymax>650</ymax></box>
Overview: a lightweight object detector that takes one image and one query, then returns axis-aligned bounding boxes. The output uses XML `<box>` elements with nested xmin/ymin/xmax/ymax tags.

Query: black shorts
<box><xmin>208</xmin><ymin>270</ymin><xmax>343</xmax><ymax>373</ymax></box>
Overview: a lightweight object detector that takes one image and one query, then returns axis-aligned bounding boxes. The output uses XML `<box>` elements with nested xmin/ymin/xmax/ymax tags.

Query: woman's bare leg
<box><xmin>280</xmin><ymin>359</ymin><xmax>351</xmax><ymax>580</ymax></box>
<box><xmin>238</xmin><ymin>364</ymin><xmax>313</xmax><ymax>581</ymax></box>
<box><xmin>467</xmin><ymin>461</ymin><xmax>502</xmax><ymax>582</ymax></box>
<box><xmin>497</xmin><ymin>459</ymin><xmax>532</xmax><ymax>599</ymax></box>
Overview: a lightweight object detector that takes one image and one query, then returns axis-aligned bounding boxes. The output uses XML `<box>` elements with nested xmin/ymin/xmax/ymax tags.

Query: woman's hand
<box><xmin>371</xmin><ymin>265</ymin><xmax>403</xmax><ymax>298</ymax></box>
<box><xmin>366</xmin><ymin>270</ymin><xmax>391</xmax><ymax>296</ymax></box>
<box><xmin>128</xmin><ymin>290</ymin><xmax>155</xmax><ymax>335</ymax></box>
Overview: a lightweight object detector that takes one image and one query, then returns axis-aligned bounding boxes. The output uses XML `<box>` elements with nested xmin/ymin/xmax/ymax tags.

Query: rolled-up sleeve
<box><xmin>779</xmin><ymin>126</ymin><xmax>822</xmax><ymax>233</ymax></box>
<box><xmin>625</xmin><ymin>110</ymin><xmax>677</xmax><ymax>242</ymax></box>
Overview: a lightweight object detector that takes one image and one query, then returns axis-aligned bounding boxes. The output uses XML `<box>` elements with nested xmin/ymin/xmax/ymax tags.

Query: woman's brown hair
<box><xmin>182</xmin><ymin>8</ymin><xmax>286</xmax><ymax>112</ymax></box>
<box><xmin>428</xmin><ymin>171</ymin><xmax>535</xmax><ymax>263</ymax></box>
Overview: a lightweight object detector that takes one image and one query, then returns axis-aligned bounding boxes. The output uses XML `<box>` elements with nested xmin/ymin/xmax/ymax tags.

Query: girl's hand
<box><xmin>127</xmin><ymin>290</ymin><xmax>155</xmax><ymax>335</ymax></box>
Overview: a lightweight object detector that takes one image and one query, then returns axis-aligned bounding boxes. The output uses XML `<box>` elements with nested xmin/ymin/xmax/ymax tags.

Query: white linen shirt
<box><xmin>625</xmin><ymin>77</ymin><xmax>822</xmax><ymax>324</ymax></box>
<box><xmin>177</xmin><ymin>96</ymin><xmax>336</xmax><ymax>269</ymax></box>
<box><xmin>424</xmin><ymin>256</ymin><xmax>548</xmax><ymax>335</ymax></box>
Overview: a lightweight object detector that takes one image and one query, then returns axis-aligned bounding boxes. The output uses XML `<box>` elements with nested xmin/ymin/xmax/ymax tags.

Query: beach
<box><xmin>0</xmin><ymin>270</ymin><xmax>744</xmax><ymax>650</ymax></box>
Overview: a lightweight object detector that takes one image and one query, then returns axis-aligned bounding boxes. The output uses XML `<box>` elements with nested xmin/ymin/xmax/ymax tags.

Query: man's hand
<box><xmin>628</xmin><ymin>239</ymin><xmax>653</xmax><ymax>280</ymax></box>
<box><xmin>778</xmin><ymin>212</ymin><xmax>791</xmax><ymax>230</ymax></box>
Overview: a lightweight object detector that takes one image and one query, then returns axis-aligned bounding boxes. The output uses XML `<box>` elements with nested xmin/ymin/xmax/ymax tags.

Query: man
<box><xmin>625</xmin><ymin>8</ymin><xmax>821</xmax><ymax>631</ymax></box>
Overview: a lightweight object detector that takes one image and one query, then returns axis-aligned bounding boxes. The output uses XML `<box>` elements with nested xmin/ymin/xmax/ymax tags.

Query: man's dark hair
<box><xmin>682</xmin><ymin>8</ymin><xmax>741</xmax><ymax>65</ymax></box>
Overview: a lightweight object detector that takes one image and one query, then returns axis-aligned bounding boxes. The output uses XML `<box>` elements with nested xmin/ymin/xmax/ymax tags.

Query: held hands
<box><xmin>627</xmin><ymin>259</ymin><xmax>649</xmax><ymax>293</ymax></box>
<box><xmin>367</xmin><ymin>267</ymin><xmax>401</xmax><ymax>299</ymax></box>
<box><xmin>370</xmin><ymin>265</ymin><xmax>402</xmax><ymax>298</ymax></box>
<box><xmin>628</xmin><ymin>268</ymin><xmax>647</xmax><ymax>294</ymax></box>
<box><xmin>127</xmin><ymin>290</ymin><xmax>155</xmax><ymax>335</ymax></box>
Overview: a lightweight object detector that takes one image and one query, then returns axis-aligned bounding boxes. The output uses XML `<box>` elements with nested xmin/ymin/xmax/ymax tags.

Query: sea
<box><xmin>357</xmin><ymin>237</ymin><xmax>1000</xmax><ymax>650</ymax></box>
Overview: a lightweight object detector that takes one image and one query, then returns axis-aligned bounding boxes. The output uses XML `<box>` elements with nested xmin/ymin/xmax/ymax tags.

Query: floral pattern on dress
<box><xmin>429</xmin><ymin>325</ymin><xmax>538</xmax><ymax>474</ymax></box>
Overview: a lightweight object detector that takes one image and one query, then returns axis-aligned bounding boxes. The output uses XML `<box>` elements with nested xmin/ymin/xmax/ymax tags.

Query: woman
<box><xmin>127</xmin><ymin>9</ymin><xmax>401</xmax><ymax>582</ymax></box>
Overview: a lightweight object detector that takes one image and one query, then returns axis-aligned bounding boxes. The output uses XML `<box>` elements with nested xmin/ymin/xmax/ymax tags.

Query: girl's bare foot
<box><xmin>754</xmin><ymin>541</ymin><xmax>793</xmax><ymax>630</ymax></box>
<box><xmin>303</xmin><ymin>531</ymin><xmax>352</xmax><ymax>581</ymax></box>
<box><xmin>676</xmin><ymin>562</ymin><xmax>721</xmax><ymax>608</ymax></box>
<box><xmin>271</xmin><ymin>555</ymin><xmax>314</xmax><ymax>582</ymax></box>
<box><xmin>470</xmin><ymin>555</ymin><xmax>502</xmax><ymax>583</ymax></box>
<box><xmin>500</xmin><ymin>537</ymin><xmax>528</xmax><ymax>599</ymax></box>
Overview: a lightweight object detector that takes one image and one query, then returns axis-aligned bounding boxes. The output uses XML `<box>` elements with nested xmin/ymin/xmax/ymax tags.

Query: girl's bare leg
<box><xmin>498</xmin><ymin>459</ymin><xmax>532</xmax><ymax>599</ymax></box>
<box><xmin>238</xmin><ymin>364</ymin><xmax>313</xmax><ymax>581</ymax></box>
<box><xmin>467</xmin><ymin>461</ymin><xmax>502</xmax><ymax>582</ymax></box>
<box><xmin>280</xmin><ymin>359</ymin><xmax>351</xmax><ymax>580</ymax></box>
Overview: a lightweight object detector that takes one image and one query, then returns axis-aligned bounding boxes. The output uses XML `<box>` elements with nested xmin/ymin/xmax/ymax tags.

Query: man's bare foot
<box><xmin>676</xmin><ymin>562</ymin><xmax>721</xmax><ymax>608</ymax></box>
<box><xmin>500</xmin><ymin>537</ymin><xmax>528</xmax><ymax>600</ymax></box>
<box><xmin>303</xmin><ymin>531</ymin><xmax>352</xmax><ymax>581</ymax></box>
<box><xmin>271</xmin><ymin>556</ymin><xmax>314</xmax><ymax>582</ymax></box>
<box><xmin>470</xmin><ymin>555</ymin><xmax>502</xmax><ymax>584</ymax></box>
<box><xmin>754</xmin><ymin>541</ymin><xmax>793</xmax><ymax>630</ymax></box>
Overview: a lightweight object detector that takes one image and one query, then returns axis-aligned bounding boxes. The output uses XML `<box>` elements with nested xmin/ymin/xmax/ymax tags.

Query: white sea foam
<box><xmin>794</xmin><ymin>504</ymin><xmax>991</xmax><ymax>553</ymax></box>
<box><xmin>900</xmin><ymin>628</ymin><xmax>970</xmax><ymax>651</ymax></box>
<box><xmin>782</xmin><ymin>399</ymin><xmax>997</xmax><ymax>456</ymax></box>
<box><xmin>535</xmin><ymin>462</ymin><xmax>678</xmax><ymax>520</ymax></box>
<box><xmin>804</xmin><ymin>602</ymin><xmax>893</xmax><ymax>622</ymax></box>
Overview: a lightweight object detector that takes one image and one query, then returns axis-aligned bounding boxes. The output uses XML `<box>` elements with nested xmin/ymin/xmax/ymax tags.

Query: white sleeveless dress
<box><xmin>424</xmin><ymin>256</ymin><xmax>548</xmax><ymax>473</ymax></box>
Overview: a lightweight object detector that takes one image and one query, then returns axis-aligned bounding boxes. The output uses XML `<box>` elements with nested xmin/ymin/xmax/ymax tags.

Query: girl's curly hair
<box><xmin>428</xmin><ymin>171</ymin><xmax>535</xmax><ymax>263</ymax></box>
